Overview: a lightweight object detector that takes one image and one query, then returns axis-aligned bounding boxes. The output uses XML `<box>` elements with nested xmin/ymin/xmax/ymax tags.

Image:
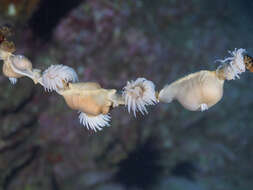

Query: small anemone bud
<box><xmin>0</xmin><ymin>49</ymin><xmax>12</xmax><ymax>60</ymax></box>
<box><xmin>79</xmin><ymin>112</ymin><xmax>111</xmax><ymax>132</ymax></box>
<box><xmin>123</xmin><ymin>78</ymin><xmax>157</xmax><ymax>117</ymax></box>
<box><xmin>42</xmin><ymin>64</ymin><xmax>78</xmax><ymax>92</ymax></box>
<box><xmin>216</xmin><ymin>48</ymin><xmax>246</xmax><ymax>80</ymax></box>
<box><xmin>10</xmin><ymin>55</ymin><xmax>33</xmax><ymax>71</ymax></box>
<box><xmin>2</xmin><ymin>54</ymin><xmax>34</xmax><ymax>84</ymax></box>
<box><xmin>0</xmin><ymin>41</ymin><xmax>15</xmax><ymax>54</ymax></box>
<box><xmin>2</xmin><ymin>60</ymin><xmax>22</xmax><ymax>79</ymax></box>
<box><xmin>159</xmin><ymin>71</ymin><xmax>224</xmax><ymax>111</ymax></box>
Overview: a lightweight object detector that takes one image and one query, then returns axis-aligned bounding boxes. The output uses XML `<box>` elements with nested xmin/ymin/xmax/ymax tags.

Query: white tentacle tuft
<box><xmin>42</xmin><ymin>64</ymin><xmax>78</xmax><ymax>92</ymax></box>
<box><xmin>216</xmin><ymin>48</ymin><xmax>246</xmax><ymax>80</ymax></box>
<box><xmin>123</xmin><ymin>78</ymin><xmax>157</xmax><ymax>117</ymax></box>
<box><xmin>78</xmin><ymin>112</ymin><xmax>111</xmax><ymax>132</ymax></box>
<box><xmin>9</xmin><ymin>77</ymin><xmax>17</xmax><ymax>84</ymax></box>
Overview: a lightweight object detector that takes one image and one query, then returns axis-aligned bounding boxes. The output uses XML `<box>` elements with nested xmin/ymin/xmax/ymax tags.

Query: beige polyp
<box><xmin>59</xmin><ymin>82</ymin><xmax>119</xmax><ymax>116</ymax></box>
<box><xmin>0</xmin><ymin>49</ymin><xmax>12</xmax><ymax>61</ymax></box>
<box><xmin>158</xmin><ymin>70</ymin><xmax>224</xmax><ymax>111</ymax></box>
<box><xmin>3</xmin><ymin>61</ymin><xmax>23</xmax><ymax>78</ymax></box>
<box><xmin>2</xmin><ymin>54</ymin><xmax>33</xmax><ymax>79</ymax></box>
<box><xmin>10</xmin><ymin>55</ymin><xmax>33</xmax><ymax>71</ymax></box>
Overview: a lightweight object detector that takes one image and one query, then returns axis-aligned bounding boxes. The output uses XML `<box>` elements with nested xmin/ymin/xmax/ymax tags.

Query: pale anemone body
<box><xmin>216</xmin><ymin>48</ymin><xmax>246</xmax><ymax>80</ymax></box>
<box><xmin>123</xmin><ymin>78</ymin><xmax>157</xmax><ymax>116</ymax></box>
<box><xmin>60</xmin><ymin>82</ymin><xmax>116</xmax><ymax>116</ymax></box>
<box><xmin>3</xmin><ymin>60</ymin><xmax>23</xmax><ymax>78</ymax></box>
<box><xmin>2</xmin><ymin>55</ymin><xmax>33</xmax><ymax>84</ymax></box>
<box><xmin>42</xmin><ymin>64</ymin><xmax>78</xmax><ymax>92</ymax></box>
<box><xmin>0</xmin><ymin>49</ymin><xmax>12</xmax><ymax>61</ymax></box>
<box><xmin>59</xmin><ymin>82</ymin><xmax>117</xmax><ymax>131</ymax></box>
<box><xmin>159</xmin><ymin>71</ymin><xmax>224</xmax><ymax>111</ymax></box>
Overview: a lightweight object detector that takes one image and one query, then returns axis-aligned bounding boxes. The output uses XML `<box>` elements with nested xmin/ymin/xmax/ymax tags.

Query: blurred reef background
<box><xmin>1</xmin><ymin>0</ymin><xmax>253</xmax><ymax>190</ymax></box>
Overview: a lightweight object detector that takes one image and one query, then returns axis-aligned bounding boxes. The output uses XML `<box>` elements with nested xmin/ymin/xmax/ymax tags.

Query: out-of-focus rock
<box><xmin>96</xmin><ymin>183</ymin><xmax>126</xmax><ymax>190</ymax></box>
<box><xmin>0</xmin><ymin>0</ymin><xmax>40</xmax><ymax>22</ymax></box>
<box><xmin>156</xmin><ymin>177</ymin><xmax>205</xmax><ymax>190</ymax></box>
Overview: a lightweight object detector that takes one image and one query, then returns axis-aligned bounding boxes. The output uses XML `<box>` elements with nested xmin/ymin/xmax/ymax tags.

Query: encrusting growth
<box><xmin>0</xmin><ymin>27</ymin><xmax>252</xmax><ymax>132</ymax></box>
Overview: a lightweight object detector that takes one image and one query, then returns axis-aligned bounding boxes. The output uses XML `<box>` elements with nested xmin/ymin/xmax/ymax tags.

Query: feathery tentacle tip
<box><xmin>78</xmin><ymin>112</ymin><xmax>111</xmax><ymax>132</ymax></box>
<box><xmin>216</xmin><ymin>48</ymin><xmax>246</xmax><ymax>80</ymax></box>
<box><xmin>200</xmin><ymin>103</ymin><xmax>208</xmax><ymax>112</ymax></box>
<box><xmin>123</xmin><ymin>77</ymin><xmax>157</xmax><ymax>117</ymax></box>
<box><xmin>42</xmin><ymin>64</ymin><xmax>78</xmax><ymax>92</ymax></box>
<box><xmin>9</xmin><ymin>77</ymin><xmax>17</xmax><ymax>84</ymax></box>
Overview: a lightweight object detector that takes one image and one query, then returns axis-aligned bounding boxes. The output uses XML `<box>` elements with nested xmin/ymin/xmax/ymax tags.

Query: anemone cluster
<box><xmin>0</xmin><ymin>27</ymin><xmax>252</xmax><ymax>132</ymax></box>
